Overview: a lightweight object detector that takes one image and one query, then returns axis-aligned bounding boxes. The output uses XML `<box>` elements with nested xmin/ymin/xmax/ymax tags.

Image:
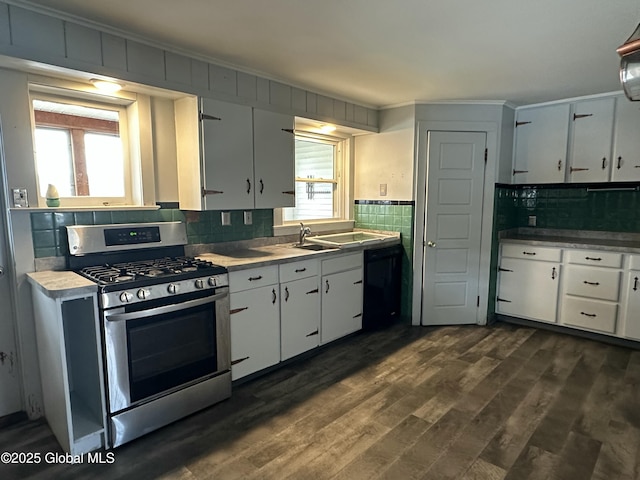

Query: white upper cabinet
<box><xmin>512</xmin><ymin>104</ymin><xmax>569</xmax><ymax>184</ymax></box>
<box><xmin>253</xmin><ymin>109</ymin><xmax>295</xmax><ymax>208</ymax></box>
<box><xmin>175</xmin><ymin>96</ymin><xmax>294</xmax><ymax>211</ymax></box>
<box><xmin>568</xmin><ymin>97</ymin><xmax>615</xmax><ymax>183</ymax></box>
<box><xmin>611</xmin><ymin>97</ymin><xmax>640</xmax><ymax>182</ymax></box>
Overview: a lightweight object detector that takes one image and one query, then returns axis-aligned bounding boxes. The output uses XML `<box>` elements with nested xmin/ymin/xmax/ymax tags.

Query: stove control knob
<box><xmin>137</xmin><ymin>289</ymin><xmax>150</xmax><ymax>300</ymax></box>
<box><xmin>208</xmin><ymin>277</ymin><xmax>217</xmax><ymax>287</ymax></box>
<box><xmin>119</xmin><ymin>291</ymin><xmax>133</xmax><ymax>303</ymax></box>
<box><xmin>195</xmin><ymin>279</ymin><xmax>204</xmax><ymax>289</ymax></box>
<box><xmin>167</xmin><ymin>283</ymin><xmax>179</xmax><ymax>294</ymax></box>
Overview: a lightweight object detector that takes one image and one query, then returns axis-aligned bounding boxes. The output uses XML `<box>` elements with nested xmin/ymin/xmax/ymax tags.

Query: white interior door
<box><xmin>0</xmin><ymin>135</ymin><xmax>22</xmax><ymax>417</ymax></box>
<box><xmin>421</xmin><ymin>131</ymin><xmax>486</xmax><ymax>326</ymax></box>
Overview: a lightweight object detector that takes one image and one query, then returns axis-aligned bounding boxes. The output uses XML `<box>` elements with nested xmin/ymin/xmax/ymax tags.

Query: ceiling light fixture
<box><xmin>617</xmin><ymin>23</ymin><xmax>640</xmax><ymax>101</ymax></box>
<box><xmin>319</xmin><ymin>124</ymin><xmax>337</xmax><ymax>134</ymax></box>
<box><xmin>90</xmin><ymin>79</ymin><xmax>123</xmax><ymax>93</ymax></box>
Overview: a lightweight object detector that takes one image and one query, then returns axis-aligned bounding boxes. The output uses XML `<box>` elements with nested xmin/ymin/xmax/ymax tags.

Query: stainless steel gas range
<box><xmin>66</xmin><ymin>221</ymin><xmax>231</xmax><ymax>448</ymax></box>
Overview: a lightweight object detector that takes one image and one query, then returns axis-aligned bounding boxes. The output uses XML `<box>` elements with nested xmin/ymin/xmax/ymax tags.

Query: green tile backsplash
<box><xmin>489</xmin><ymin>183</ymin><xmax>640</xmax><ymax>319</ymax></box>
<box><xmin>354</xmin><ymin>201</ymin><xmax>415</xmax><ymax>322</ymax></box>
<box><xmin>30</xmin><ymin>208</ymin><xmax>274</xmax><ymax>258</ymax></box>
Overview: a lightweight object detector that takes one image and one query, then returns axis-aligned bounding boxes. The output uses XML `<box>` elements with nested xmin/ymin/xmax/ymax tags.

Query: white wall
<box><xmin>151</xmin><ymin>97</ymin><xmax>179</xmax><ymax>202</ymax></box>
<box><xmin>354</xmin><ymin>105</ymin><xmax>415</xmax><ymax>200</ymax></box>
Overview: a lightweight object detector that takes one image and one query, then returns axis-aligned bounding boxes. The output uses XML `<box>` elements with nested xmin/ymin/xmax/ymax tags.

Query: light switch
<box><xmin>380</xmin><ymin>183</ymin><xmax>387</xmax><ymax>196</ymax></box>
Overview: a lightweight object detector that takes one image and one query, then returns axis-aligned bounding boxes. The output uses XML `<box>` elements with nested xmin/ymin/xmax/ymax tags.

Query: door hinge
<box><xmin>515</xmin><ymin>120</ymin><xmax>532</xmax><ymax>127</ymax></box>
<box><xmin>477</xmin><ymin>296</ymin><xmax>480</xmax><ymax>307</ymax></box>
<box><xmin>484</xmin><ymin>148</ymin><xmax>488</xmax><ymax>163</ymax></box>
<box><xmin>573</xmin><ymin>113</ymin><xmax>593</xmax><ymax>121</ymax></box>
<box><xmin>199</xmin><ymin>112</ymin><xmax>222</xmax><ymax>121</ymax></box>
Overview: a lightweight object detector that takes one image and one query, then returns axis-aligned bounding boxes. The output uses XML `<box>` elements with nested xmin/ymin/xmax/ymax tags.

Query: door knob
<box><xmin>427</xmin><ymin>241</ymin><xmax>436</xmax><ymax>248</ymax></box>
<box><xmin>0</xmin><ymin>266</ymin><xmax>4</xmax><ymax>277</ymax></box>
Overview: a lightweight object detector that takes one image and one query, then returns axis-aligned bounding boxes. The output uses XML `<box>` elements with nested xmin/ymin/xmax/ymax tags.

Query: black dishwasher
<box><xmin>363</xmin><ymin>244</ymin><xmax>403</xmax><ymax>330</ymax></box>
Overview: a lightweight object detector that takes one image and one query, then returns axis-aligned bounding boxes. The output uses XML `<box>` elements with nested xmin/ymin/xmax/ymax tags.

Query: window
<box><xmin>31</xmin><ymin>93</ymin><xmax>132</xmax><ymax>206</ymax></box>
<box><xmin>283</xmin><ymin>134</ymin><xmax>342</xmax><ymax>222</ymax></box>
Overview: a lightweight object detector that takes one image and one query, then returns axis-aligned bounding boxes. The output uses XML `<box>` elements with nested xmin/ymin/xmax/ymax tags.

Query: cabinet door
<box><xmin>321</xmin><ymin>268</ymin><xmax>363</xmax><ymax>344</ymax></box>
<box><xmin>623</xmin><ymin>272</ymin><xmax>640</xmax><ymax>340</ymax></box>
<box><xmin>253</xmin><ymin>109</ymin><xmax>295</xmax><ymax>208</ymax></box>
<box><xmin>568</xmin><ymin>97</ymin><xmax>615</xmax><ymax>183</ymax></box>
<box><xmin>512</xmin><ymin>104</ymin><xmax>569</xmax><ymax>184</ymax></box>
<box><xmin>496</xmin><ymin>258</ymin><xmax>560</xmax><ymax>323</ymax></box>
<box><xmin>201</xmin><ymin>98</ymin><xmax>254</xmax><ymax>210</ymax></box>
<box><xmin>230</xmin><ymin>284</ymin><xmax>280</xmax><ymax>380</ymax></box>
<box><xmin>611</xmin><ymin>97</ymin><xmax>640</xmax><ymax>182</ymax></box>
<box><xmin>280</xmin><ymin>276</ymin><xmax>320</xmax><ymax>360</ymax></box>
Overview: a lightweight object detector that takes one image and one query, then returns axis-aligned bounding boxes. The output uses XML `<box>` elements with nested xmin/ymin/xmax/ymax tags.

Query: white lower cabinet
<box><xmin>561</xmin><ymin>296</ymin><xmax>618</xmax><ymax>333</ymax></box>
<box><xmin>496</xmin><ymin>248</ymin><xmax>561</xmax><ymax>323</ymax></box>
<box><xmin>229</xmin><ymin>267</ymin><xmax>280</xmax><ymax>380</ymax></box>
<box><xmin>280</xmin><ymin>276</ymin><xmax>320</xmax><ymax>360</ymax></box>
<box><xmin>622</xmin><ymin>262</ymin><xmax>640</xmax><ymax>341</ymax></box>
<box><xmin>321</xmin><ymin>253</ymin><xmax>363</xmax><ymax>345</ymax></box>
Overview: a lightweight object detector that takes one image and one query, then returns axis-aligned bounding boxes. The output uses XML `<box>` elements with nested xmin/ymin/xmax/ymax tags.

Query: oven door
<box><xmin>102</xmin><ymin>288</ymin><xmax>230</xmax><ymax>413</ymax></box>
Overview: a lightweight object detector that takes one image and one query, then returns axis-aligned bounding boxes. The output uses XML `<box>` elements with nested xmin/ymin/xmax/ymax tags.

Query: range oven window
<box><xmin>126</xmin><ymin>301</ymin><xmax>217</xmax><ymax>402</ymax></box>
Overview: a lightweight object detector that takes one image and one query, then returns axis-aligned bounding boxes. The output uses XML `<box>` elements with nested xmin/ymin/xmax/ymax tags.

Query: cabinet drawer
<box><xmin>322</xmin><ymin>252</ymin><xmax>362</xmax><ymax>275</ymax></box>
<box><xmin>229</xmin><ymin>265</ymin><xmax>278</xmax><ymax>293</ymax></box>
<box><xmin>629</xmin><ymin>255</ymin><xmax>640</xmax><ymax>271</ymax></box>
<box><xmin>565</xmin><ymin>250</ymin><xmax>622</xmax><ymax>268</ymax></box>
<box><xmin>564</xmin><ymin>265</ymin><xmax>621</xmax><ymax>301</ymax></box>
<box><xmin>279</xmin><ymin>259</ymin><xmax>319</xmax><ymax>282</ymax></box>
<box><xmin>561</xmin><ymin>296</ymin><xmax>617</xmax><ymax>333</ymax></box>
<box><xmin>501</xmin><ymin>243</ymin><xmax>561</xmax><ymax>262</ymax></box>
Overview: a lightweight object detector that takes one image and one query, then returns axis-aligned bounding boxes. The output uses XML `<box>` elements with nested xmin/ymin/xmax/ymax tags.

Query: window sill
<box><xmin>9</xmin><ymin>205</ymin><xmax>160</xmax><ymax>212</ymax></box>
<box><xmin>274</xmin><ymin>219</ymin><xmax>354</xmax><ymax>236</ymax></box>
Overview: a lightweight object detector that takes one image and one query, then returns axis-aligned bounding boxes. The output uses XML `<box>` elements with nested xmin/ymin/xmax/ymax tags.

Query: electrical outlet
<box><xmin>221</xmin><ymin>212</ymin><xmax>231</xmax><ymax>226</ymax></box>
<box><xmin>380</xmin><ymin>183</ymin><xmax>387</xmax><ymax>196</ymax></box>
<box><xmin>528</xmin><ymin>215</ymin><xmax>537</xmax><ymax>227</ymax></box>
<box><xmin>12</xmin><ymin>188</ymin><xmax>28</xmax><ymax>207</ymax></box>
<box><xmin>243</xmin><ymin>211</ymin><xmax>253</xmax><ymax>225</ymax></box>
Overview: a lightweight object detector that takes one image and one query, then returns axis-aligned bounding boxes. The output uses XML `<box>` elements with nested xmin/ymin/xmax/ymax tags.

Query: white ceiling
<box><xmin>14</xmin><ymin>0</ymin><xmax>640</xmax><ymax>108</ymax></box>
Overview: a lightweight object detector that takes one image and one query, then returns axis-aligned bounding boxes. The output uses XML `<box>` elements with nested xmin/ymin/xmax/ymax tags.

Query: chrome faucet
<box><xmin>299</xmin><ymin>222</ymin><xmax>311</xmax><ymax>245</ymax></box>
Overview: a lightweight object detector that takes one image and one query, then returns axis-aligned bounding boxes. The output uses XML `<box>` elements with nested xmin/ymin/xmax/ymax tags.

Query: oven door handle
<box><xmin>105</xmin><ymin>293</ymin><xmax>228</xmax><ymax>322</ymax></box>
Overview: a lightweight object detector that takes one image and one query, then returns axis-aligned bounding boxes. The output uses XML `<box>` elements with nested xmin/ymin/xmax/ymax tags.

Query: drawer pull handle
<box><xmin>248</xmin><ymin>276</ymin><xmax>263</xmax><ymax>281</ymax></box>
<box><xmin>272</xmin><ymin>289</ymin><xmax>277</xmax><ymax>304</ymax></box>
<box><xmin>230</xmin><ymin>307</ymin><xmax>248</xmax><ymax>315</ymax></box>
<box><xmin>551</xmin><ymin>267</ymin><xmax>557</xmax><ymax>280</ymax></box>
<box><xmin>295</xmin><ymin>268</ymin><xmax>307</xmax><ymax>273</ymax></box>
<box><xmin>585</xmin><ymin>257</ymin><xmax>602</xmax><ymax>261</ymax></box>
<box><xmin>231</xmin><ymin>356</ymin><xmax>250</xmax><ymax>365</ymax></box>
<box><xmin>634</xmin><ymin>277</ymin><xmax>638</xmax><ymax>292</ymax></box>
<box><xmin>306</xmin><ymin>329</ymin><xmax>319</xmax><ymax>337</ymax></box>
<box><xmin>522</xmin><ymin>251</ymin><xmax>536</xmax><ymax>256</ymax></box>
<box><xmin>284</xmin><ymin>286</ymin><xmax>289</xmax><ymax>302</ymax></box>
<box><xmin>580</xmin><ymin>312</ymin><xmax>597</xmax><ymax>318</ymax></box>
<box><xmin>497</xmin><ymin>297</ymin><xmax>512</xmax><ymax>303</ymax></box>
<box><xmin>306</xmin><ymin>288</ymin><xmax>319</xmax><ymax>294</ymax></box>
<box><xmin>583</xmin><ymin>281</ymin><xmax>600</xmax><ymax>286</ymax></box>
<box><xmin>498</xmin><ymin>267</ymin><xmax>513</xmax><ymax>272</ymax></box>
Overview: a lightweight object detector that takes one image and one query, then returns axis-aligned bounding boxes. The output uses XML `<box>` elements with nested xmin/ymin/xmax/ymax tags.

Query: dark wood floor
<box><xmin>1</xmin><ymin>322</ymin><xmax>640</xmax><ymax>480</ymax></box>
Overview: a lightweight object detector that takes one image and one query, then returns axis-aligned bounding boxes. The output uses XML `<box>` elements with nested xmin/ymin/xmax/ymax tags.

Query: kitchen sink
<box><xmin>292</xmin><ymin>243</ymin><xmax>328</xmax><ymax>251</ymax></box>
<box><xmin>305</xmin><ymin>231</ymin><xmax>396</xmax><ymax>249</ymax></box>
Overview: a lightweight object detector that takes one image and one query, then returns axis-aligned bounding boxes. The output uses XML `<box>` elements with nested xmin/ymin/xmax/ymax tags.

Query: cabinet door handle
<box><xmin>202</xmin><ymin>188</ymin><xmax>224</xmax><ymax>196</ymax></box>
<box><xmin>585</xmin><ymin>257</ymin><xmax>602</xmax><ymax>261</ymax></box>
<box><xmin>325</xmin><ymin>280</ymin><xmax>330</xmax><ymax>294</ymax></box>
<box><xmin>305</xmin><ymin>329</ymin><xmax>319</xmax><ymax>337</ymax></box>
<box><xmin>558</xmin><ymin>160</ymin><xmax>562</xmax><ymax>171</ymax></box>
<box><xmin>498</xmin><ymin>267</ymin><xmax>513</xmax><ymax>272</ymax></box>
<box><xmin>230</xmin><ymin>307</ymin><xmax>248</xmax><ymax>315</ymax></box>
<box><xmin>200</xmin><ymin>113</ymin><xmax>222</xmax><ymax>121</ymax></box>
<box><xmin>284</xmin><ymin>286</ymin><xmax>289</xmax><ymax>302</ymax></box>
<box><xmin>583</xmin><ymin>281</ymin><xmax>600</xmax><ymax>286</ymax></box>
<box><xmin>272</xmin><ymin>289</ymin><xmax>277</xmax><ymax>304</ymax></box>
<box><xmin>634</xmin><ymin>276</ymin><xmax>638</xmax><ymax>291</ymax></box>
<box><xmin>231</xmin><ymin>356</ymin><xmax>250</xmax><ymax>365</ymax></box>
<box><xmin>617</xmin><ymin>156</ymin><xmax>622</xmax><ymax>170</ymax></box>
<box><xmin>246</xmin><ymin>178</ymin><xmax>251</xmax><ymax>194</ymax></box>
<box><xmin>580</xmin><ymin>311</ymin><xmax>597</xmax><ymax>318</ymax></box>
<box><xmin>602</xmin><ymin>157</ymin><xmax>607</xmax><ymax>170</ymax></box>
<box><xmin>353</xmin><ymin>313</ymin><xmax>362</xmax><ymax>318</ymax></box>
<box><xmin>306</xmin><ymin>288</ymin><xmax>319</xmax><ymax>294</ymax></box>
<box><xmin>248</xmin><ymin>276</ymin><xmax>263</xmax><ymax>281</ymax></box>
<box><xmin>353</xmin><ymin>280</ymin><xmax>363</xmax><ymax>285</ymax></box>
<box><xmin>260</xmin><ymin>179</ymin><xmax>264</xmax><ymax>194</ymax></box>
<box><xmin>295</xmin><ymin>268</ymin><xmax>307</xmax><ymax>273</ymax></box>
<box><xmin>551</xmin><ymin>267</ymin><xmax>557</xmax><ymax>280</ymax></box>
<box><xmin>497</xmin><ymin>297</ymin><xmax>512</xmax><ymax>303</ymax></box>
<box><xmin>522</xmin><ymin>251</ymin><xmax>536</xmax><ymax>256</ymax></box>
